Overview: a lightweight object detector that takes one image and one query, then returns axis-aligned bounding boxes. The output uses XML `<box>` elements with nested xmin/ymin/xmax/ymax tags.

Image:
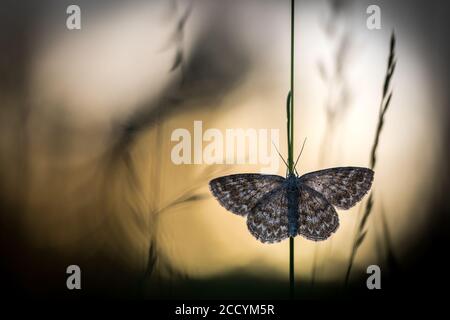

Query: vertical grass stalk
<box><xmin>287</xmin><ymin>0</ymin><xmax>295</xmax><ymax>299</ymax></box>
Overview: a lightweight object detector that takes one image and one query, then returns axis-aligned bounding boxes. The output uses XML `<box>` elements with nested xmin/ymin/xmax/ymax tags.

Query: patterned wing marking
<box><xmin>299</xmin><ymin>167</ymin><xmax>374</xmax><ymax>210</ymax></box>
<box><xmin>297</xmin><ymin>185</ymin><xmax>339</xmax><ymax>241</ymax></box>
<box><xmin>246</xmin><ymin>186</ymin><xmax>289</xmax><ymax>244</ymax></box>
<box><xmin>209</xmin><ymin>174</ymin><xmax>285</xmax><ymax>216</ymax></box>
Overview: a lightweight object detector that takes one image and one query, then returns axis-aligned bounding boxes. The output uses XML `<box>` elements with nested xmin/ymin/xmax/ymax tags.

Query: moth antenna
<box><xmin>272</xmin><ymin>141</ymin><xmax>288</xmax><ymax>169</ymax></box>
<box><xmin>294</xmin><ymin>137</ymin><xmax>307</xmax><ymax>171</ymax></box>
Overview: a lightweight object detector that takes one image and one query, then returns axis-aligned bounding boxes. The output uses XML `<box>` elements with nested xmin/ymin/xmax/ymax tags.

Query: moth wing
<box><xmin>209</xmin><ymin>174</ymin><xmax>285</xmax><ymax>216</ymax></box>
<box><xmin>246</xmin><ymin>186</ymin><xmax>290</xmax><ymax>243</ymax></box>
<box><xmin>297</xmin><ymin>184</ymin><xmax>339</xmax><ymax>241</ymax></box>
<box><xmin>299</xmin><ymin>167</ymin><xmax>374</xmax><ymax>210</ymax></box>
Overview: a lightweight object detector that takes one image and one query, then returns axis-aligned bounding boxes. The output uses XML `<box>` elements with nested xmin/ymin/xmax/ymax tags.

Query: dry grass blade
<box><xmin>355</xmin><ymin>230</ymin><xmax>368</xmax><ymax>248</ymax></box>
<box><xmin>358</xmin><ymin>193</ymin><xmax>373</xmax><ymax>233</ymax></box>
<box><xmin>379</xmin><ymin>204</ymin><xmax>398</xmax><ymax>272</ymax></box>
<box><xmin>345</xmin><ymin>32</ymin><xmax>396</xmax><ymax>286</ymax></box>
<box><xmin>144</xmin><ymin>240</ymin><xmax>158</xmax><ymax>279</ymax></box>
<box><xmin>312</xmin><ymin>0</ymin><xmax>354</xmax><ymax>287</ymax></box>
<box><xmin>142</xmin><ymin>162</ymin><xmax>237</xmax><ymax>293</ymax></box>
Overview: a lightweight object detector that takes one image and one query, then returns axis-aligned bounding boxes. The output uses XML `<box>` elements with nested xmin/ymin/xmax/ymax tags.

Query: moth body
<box><xmin>286</xmin><ymin>174</ymin><xmax>299</xmax><ymax>237</ymax></box>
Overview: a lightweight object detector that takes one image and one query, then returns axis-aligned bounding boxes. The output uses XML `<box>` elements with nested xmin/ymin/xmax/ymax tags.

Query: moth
<box><xmin>209</xmin><ymin>167</ymin><xmax>374</xmax><ymax>243</ymax></box>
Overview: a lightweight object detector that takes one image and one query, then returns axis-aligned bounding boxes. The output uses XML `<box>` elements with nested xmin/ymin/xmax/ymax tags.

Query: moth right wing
<box><xmin>297</xmin><ymin>184</ymin><xmax>339</xmax><ymax>241</ymax></box>
<box><xmin>299</xmin><ymin>167</ymin><xmax>374</xmax><ymax>210</ymax></box>
<box><xmin>209</xmin><ymin>174</ymin><xmax>285</xmax><ymax>216</ymax></box>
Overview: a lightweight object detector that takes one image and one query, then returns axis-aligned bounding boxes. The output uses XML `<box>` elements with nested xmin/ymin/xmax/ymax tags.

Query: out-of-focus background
<box><xmin>1</xmin><ymin>0</ymin><xmax>449</xmax><ymax>298</ymax></box>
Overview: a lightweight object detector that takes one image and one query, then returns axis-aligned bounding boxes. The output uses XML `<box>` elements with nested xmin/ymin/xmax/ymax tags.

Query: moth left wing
<box><xmin>298</xmin><ymin>167</ymin><xmax>374</xmax><ymax>210</ymax></box>
<box><xmin>247</xmin><ymin>186</ymin><xmax>290</xmax><ymax>243</ymax></box>
<box><xmin>209</xmin><ymin>174</ymin><xmax>285</xmax><ymax>216</ymax></box>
